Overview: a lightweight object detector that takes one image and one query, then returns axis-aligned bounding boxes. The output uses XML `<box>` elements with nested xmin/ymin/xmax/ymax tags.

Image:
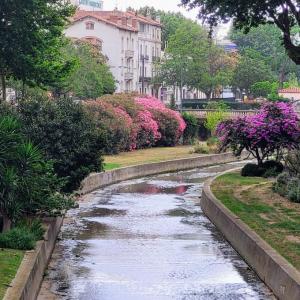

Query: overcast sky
<box><xmin>104</xmin><ymin>0</ymin><xmax>230</xmax><ymax>39</ymax></box>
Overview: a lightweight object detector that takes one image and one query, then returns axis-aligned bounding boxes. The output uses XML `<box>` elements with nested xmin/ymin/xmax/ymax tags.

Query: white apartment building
<box><xmin>65</xmin><ymin>10</ymin><xmax>162</xmax><ymax>95</ymax></box>
<box><xmin>70</xmin><ymin>0</ymin><xmax>104</xmax><ymax>11</ymax></box>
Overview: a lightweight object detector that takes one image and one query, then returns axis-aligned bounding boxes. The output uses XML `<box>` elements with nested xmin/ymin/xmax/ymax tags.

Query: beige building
<box><xmin>279</xmin><ymin>87</ymin><xmax>300</xmax><ymax>111</ymax></box>
<box><xmin>65</xmin><ymin>9</ymin><xmax>162</xmax><ymax>95</ymax></box>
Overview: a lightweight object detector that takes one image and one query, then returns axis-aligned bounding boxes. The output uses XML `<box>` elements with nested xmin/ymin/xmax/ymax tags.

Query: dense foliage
<box><xmin>181</xmin><ymin>0</ymin><xmax>300</xmax><ymax>65</ymax></box>
<box><xmin>182</xmin><ymin>112</ymin><xmax>199</xmax><ymax>144</ymax></box>
<box><xmin>86</xmin><ymin>94</ymin><xmax>186</xmax><ymax>152</ymax></box>
<box><xmin>0</xmin><ymin>115</ymin><xmax>70</xmax><ymax>232</ymax></box>
<box><xmin>274</xmin><ymin>151</ymin><xmax>300</xmax><ymax>203</ymax></box>
<box><xmin>57</xmin><ymin>40</ymin><xmax>116</xmax><ymax>99</ymax></box>
<box><xmin>19</xmin><ymin>98</ymin><xmax>104</xmax><ymax>192</ymax></box>
<box><xmin>0</xmin><ymin>0</ymin><xmax>76</xmax><ymax>101</ymax></box>
<box><xmin>231</xmin><ymin>25</ymin><xmax>297</xmax><ymax>84</ymax></box>
<box><xmin>217</xmin><ymin>102</ymin><xmax>300</xmax><ymax>166</ymax></box>
<box><xmin>0</xmin><ymin>220</ymin><xmax>44</xmax><ymax>250</ymax></box>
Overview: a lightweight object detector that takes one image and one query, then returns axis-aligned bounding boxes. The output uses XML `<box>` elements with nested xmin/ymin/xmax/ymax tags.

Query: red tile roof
<box><xmin>279</xmin><ymin>87</ymin><xmax>300</xmax><ymax>93</ymax></box>
<box><xmin>72</xmin><ymin>10</ymin><xmax>138</xmax><ymax>32</ymax></box>
<box><xmin>71</xmin><ymin>10</ymin><xmax>162</xmax><ymax>32</ymax></box>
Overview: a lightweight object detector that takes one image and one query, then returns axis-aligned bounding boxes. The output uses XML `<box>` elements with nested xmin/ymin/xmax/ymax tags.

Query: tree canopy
<box><xmin>157</xmin><ymin>21</ymin><xmax>235</xmax><ymax>99</ymax></box>
<box><xmin>230</xmin><ymin>24</ymin><xmax>297</xmax><ymax>84</ymax></box>
<box><xmin>127</xmin><ymin>6</ymin><xmax>189</xmax><ymax>49</ymax></box>
<box><xmin>0</xmin><ymin>0</ymin><xmax>76</xmax><ymax>101</ymax></box>
<box><xmin>56</xmin><ymin>40</ymin><xmax>116</xmax><ymax>99</ymax></box>
<box><xmin>181</xmin><ymin>0</ymin><xmax>300</xmax><ymax>64</ymax></box>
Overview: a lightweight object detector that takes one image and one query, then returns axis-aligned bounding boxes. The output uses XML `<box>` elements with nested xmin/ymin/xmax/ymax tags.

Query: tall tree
<box><xmin>128</xmin><ymin>6</ymin><xmax>188</xmax><ymax>50</ymax></box>
<box><xmin>181</xmin><ymin>0</ymin><xmax>300</xmax><ymax>64</ymax></box>
<box><xmin>0</xmin><ymin>0</ymin><xmax>76</xmax><ymax>101</ymax></box>
<box><xmin>231</xmin><ymin>49</ymin><xmax>274</xmax><ymax>96</ymax></box>
<box><xmin>230</xmin><ymin>24</ymin><xmax>297</xmax><ymax>85</ymax></box>
<box><xmin>157</xmin><ymin>21</ymin><xmax>235</xmax><ymax>99</ymax></box>
<box><xmin>54</xmin><ymin>40</ymin><xmax>116</xmax><ymax>99</ymax></box>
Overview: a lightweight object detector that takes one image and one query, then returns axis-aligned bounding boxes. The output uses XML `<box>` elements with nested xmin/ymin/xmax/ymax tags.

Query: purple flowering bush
<box><xmin>217</xmin><ymin>102</ymin><xmax>300</xmax><ymax>166</ymax></box>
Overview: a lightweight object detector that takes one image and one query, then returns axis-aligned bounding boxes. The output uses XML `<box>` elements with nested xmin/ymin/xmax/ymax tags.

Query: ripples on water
<box><xmin>38</xmin><ymin>162</ymin><xmax>275</xmax><ymax>300</ymax></box>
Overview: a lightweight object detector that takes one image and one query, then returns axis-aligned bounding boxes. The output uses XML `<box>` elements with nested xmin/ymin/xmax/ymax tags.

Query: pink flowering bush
<box><xmin>136</xmin><ymin>96</ymin><xmax>186</xmax><ymax>146</ymax></box>
<box><xmin>85</xmin><ymin>94</ymin><xmax>186</xmax><ymax>153</ymax></box>
<box><xmin>84</xmin><ymin>100</ymin><xmax>133</xmax><ymax>154</ymax></box>
<box><xmin>135</xmin><ymin>110</ymin><xmax>161</xmax><ymax>148</ymax></box>
<box><xmin>217</xmin><ymin>102</ymin><xmax>300</xmax><ymax>166</ymax></box>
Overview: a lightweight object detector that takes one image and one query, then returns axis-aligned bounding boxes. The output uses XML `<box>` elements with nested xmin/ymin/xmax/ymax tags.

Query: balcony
<box><xmin>125</xmin><ymin>72</ymin><xmax>134</xmax><ymax>81</ymax></box>
<box><xmin>139</xmin><ymin>76</ymin><xmax>152</xmax><ymax>83</ymax></box>
<box><xmin>125</xmin><ymin>50</ymin><xmax>134</xmax><ymax>59</ymax></box>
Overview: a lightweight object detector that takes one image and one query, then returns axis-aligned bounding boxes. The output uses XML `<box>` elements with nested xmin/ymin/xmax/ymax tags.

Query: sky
<box><xmin>104</xmin><ymin>0</ymin><xmax>230</xmax><ymax>39</ymax></box>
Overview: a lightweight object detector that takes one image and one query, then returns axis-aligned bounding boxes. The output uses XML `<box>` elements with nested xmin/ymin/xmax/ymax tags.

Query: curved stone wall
<box><xmin>201</xmin><ymin>173</ymin><xmax>300</xmax><ymax>300</ymax></box>
<box><xmin>80</xmin><ymin>152</ymin><xmax>247</xmax><ymax>195</ymax></box>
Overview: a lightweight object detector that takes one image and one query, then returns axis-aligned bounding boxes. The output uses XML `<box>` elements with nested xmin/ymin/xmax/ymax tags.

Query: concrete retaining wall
<box><xmin>80</xmin><ymin>152</ymin><xmax>247</xmax><ymax>194</ymax></box>
<box><xmin>3</xmin><ymin>217</ymin><xmax>63</xmax><ymax>300</ymax></box>
<box><xmin>201</xmin><ymin>174</ymin><xmax>300</xmax><ymax>300</ymax></box>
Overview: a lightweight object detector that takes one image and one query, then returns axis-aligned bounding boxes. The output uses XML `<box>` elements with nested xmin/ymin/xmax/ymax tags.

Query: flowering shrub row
<box><xmin>85</xmin><ymin>94</ymin><xmax>186</xmax><ymax>154</ymax></box>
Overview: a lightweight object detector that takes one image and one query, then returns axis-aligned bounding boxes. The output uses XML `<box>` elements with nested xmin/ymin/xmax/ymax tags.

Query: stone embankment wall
<box><xmin>80</xmin><ymin>152</ymin><xmax>247</xmax><ymax>194</ymax></box>
<box><xmin>201</xmin><ymin>174</ymin><xmax>300</xmax><ymax>300</ymax></box>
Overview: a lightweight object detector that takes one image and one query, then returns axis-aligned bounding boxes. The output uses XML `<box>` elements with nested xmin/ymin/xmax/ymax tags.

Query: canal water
<box><xmin>38</xmin><ymin>162</ymin><xmax>275</xmax><ymax>300</ymax></box>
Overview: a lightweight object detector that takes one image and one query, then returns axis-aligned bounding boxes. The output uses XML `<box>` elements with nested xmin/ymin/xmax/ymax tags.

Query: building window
<box><xmin>86</xmin><ymin>22</ymin><xmax>94</xmax><ymax>30</ymax></box>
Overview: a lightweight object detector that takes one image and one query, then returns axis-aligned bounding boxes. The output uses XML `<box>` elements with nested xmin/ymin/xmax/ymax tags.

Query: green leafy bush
<box><xmin>287</xmin><ymin>178</ymin><xmax>300</xmax><ymax>203</ymax></box>
<box><xmin>182</xmin><ymin>112</ymin><xmax>198</xmax><ymax>144</ymax></box>
<box><xmin>0</xmin><ymin>219</ymin><xmax>46</xmax><ymax>250</ymax></box>
<box><xmin>0</xmin><ymin>227</ymin><xmax>35</xmax><ymax>250</ymax></box>
<box><xmin>193</xmin><ymin>142</ymin><xmax>210</xmax><ymax>154</ymax></box>
<box><xmin>19</xmin><ymin>97</ymin><xmax>104</xmax><ymax>192</ymax></box>
<box><xmin>273</xmin><ymin>172</ymin><xmax>289</xmax><ymax>196</ymax></box>
<box><xmin>241</xmin><ymin>163</ymin><xmax>266</xmax><ymax>177</ymax></box>
<box><xmin>242</xmin><ymin>161</ymin><xmax>284</xmax><ymax>178</ymax></box>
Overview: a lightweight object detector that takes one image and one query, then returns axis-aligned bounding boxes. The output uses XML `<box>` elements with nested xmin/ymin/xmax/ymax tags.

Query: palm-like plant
<box><xmin>0</xmin><ymin>115</ymin><xmax>67</xmax><ymax>232</ymax></box>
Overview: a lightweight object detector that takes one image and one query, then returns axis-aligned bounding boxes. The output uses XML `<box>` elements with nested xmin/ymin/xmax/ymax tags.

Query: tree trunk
<box><xmin>1</xmin><ymin>74</ymin><xmax>6</xmax><ymax>102</ymax></box>
<box><xmin>2</xmin><ymin>214</ymin><xmax>12</xmax><ymax>233</ymax></box>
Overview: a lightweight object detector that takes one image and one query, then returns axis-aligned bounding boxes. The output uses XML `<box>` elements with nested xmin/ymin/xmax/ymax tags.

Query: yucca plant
<box><xmin>0</xmin><ymin>115</ymin><xmax>71</xmax><ymax>232</ymax></box>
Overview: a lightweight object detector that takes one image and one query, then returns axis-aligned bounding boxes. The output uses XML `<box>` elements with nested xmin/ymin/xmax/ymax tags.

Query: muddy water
<box><xmin>38</xmin><ymin>163</ymin><xmax>275</xmax><ymax>300</ymax></box>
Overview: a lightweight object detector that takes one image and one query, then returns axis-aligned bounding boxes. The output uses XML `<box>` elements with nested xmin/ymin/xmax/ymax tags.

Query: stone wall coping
<box><xmin>201</xmin><ymin>169</ymin><xmax>300</xmax><ymax>300</ymax></box>
<box><xmin>3</xmin><ymin>217</ymin><xmax>63</xmax><ymax>300</ymax></box>
<box><xmin>80</xmin><ymin>152</ymin><xmax>249</xmax><ymax>195</ymax></box>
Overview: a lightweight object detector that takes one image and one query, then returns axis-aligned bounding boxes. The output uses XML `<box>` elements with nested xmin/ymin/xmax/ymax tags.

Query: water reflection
<box><xmin>38</xmin><ymin>162</ymin><xmax>275</xmax><ymax>300</ymax></box>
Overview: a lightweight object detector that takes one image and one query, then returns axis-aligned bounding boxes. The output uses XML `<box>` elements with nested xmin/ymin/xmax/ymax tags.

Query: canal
<box><xmin>38</xmin><ymin>162</ymin><xmax>275</xmax><ymax>300</ymax></box>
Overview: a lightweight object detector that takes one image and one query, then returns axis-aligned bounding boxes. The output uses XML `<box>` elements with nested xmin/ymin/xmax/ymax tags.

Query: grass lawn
<box><xmin>0</xmin><ymin>249</ymin><xmax>24</xmax><ymax>298</ymax></box>
<box><xmin>104</xmin><ymin>145</ymin><xmax>199</xmax><ymax>170</ymax></box>
<box><xmin>211</xmin><ymin>172</ymin><xmax>300</xmax><ymax>270</ymax></box>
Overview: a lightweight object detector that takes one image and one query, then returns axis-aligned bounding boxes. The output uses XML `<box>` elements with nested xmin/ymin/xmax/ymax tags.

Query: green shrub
<box><xmin>182</xmin><ymin>112</ymin><xmax>198</xmax><ymax>145</ymax></box>
<box><xmin>16</xmin><ymin>219</ymin><xmax>45</xmax><ymax>241</ymax></box>
<box><xmin>0</xmin><ymin>219</ymin><xmax>46</xmax><ymax>250</ymax></box>
<box><xmin>241</xmin><ymin>163</ymin><xmax>265</xmax><ymax>177</ymax></box>
<box><xmin>285</xmin><ymin>150</ymin><xmax>300</xmax><ymax>177</ymax></box>
<box><xmin>19</xmin><ymin>97</ymin><xmax>104</xmax><ymax>192</ymax></box>
<box><xmin>193</xmin><ymin>142</ymin><xmax>210</xmax><ymax>154</ymax></box>
<box><xmin>287</xmin><ymin>178</ymin><xmax>300</xmax><ymax>203</ymax></box>
<box><xmin>0</xmin><ymin>227</ymin><xmax>35</xmax><ymax>250</ymax></box>
<box><xmin>153</xmin><ymin>110</ymin><xmax>180</xmax><ymax>147</ymax></box>
<box><xmin>263</xmin><ymin>160</ymin><xmax>284</xmax><ymax>173</ymax></box>
<box><xmin>273</xmin><ymin>172</ymin><xmax>290</xmax><ymax>196</ymax></box>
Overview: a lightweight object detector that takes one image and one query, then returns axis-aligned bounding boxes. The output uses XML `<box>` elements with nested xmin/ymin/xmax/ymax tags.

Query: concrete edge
<box><xmin>3</xmin><ymin>217</ymin><xmax>64</xmax><ymax>300</ymax></box>
<box><xmin>79</xmin><ymin>152</ymin><xmax>249</xmax><ymax>195</ymax></box>
<box><xmin>201</xmin><ymin>170</ymin><xmax>300</xmax><ymax>300</ymax></box>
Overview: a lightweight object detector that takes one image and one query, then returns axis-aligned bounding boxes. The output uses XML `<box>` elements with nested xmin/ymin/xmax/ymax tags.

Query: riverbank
<box><xmin>38</xmin><ymin>162</ymin><xmax>274</xmax><ymax>299</ymax></box>
<box><xmin>0</xmin><ymin>249</ymin><xmax>24</xmax><ymax>299</ymax></box>
<box><xmin>103</xmin><ymin>145</ymin><xmax>196</xmax><ymax>170</ymax></box>
<box><xmin>211</xmin><ymin>172</ymin><xmax>300</xmax><ymax>270</ymax></box>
